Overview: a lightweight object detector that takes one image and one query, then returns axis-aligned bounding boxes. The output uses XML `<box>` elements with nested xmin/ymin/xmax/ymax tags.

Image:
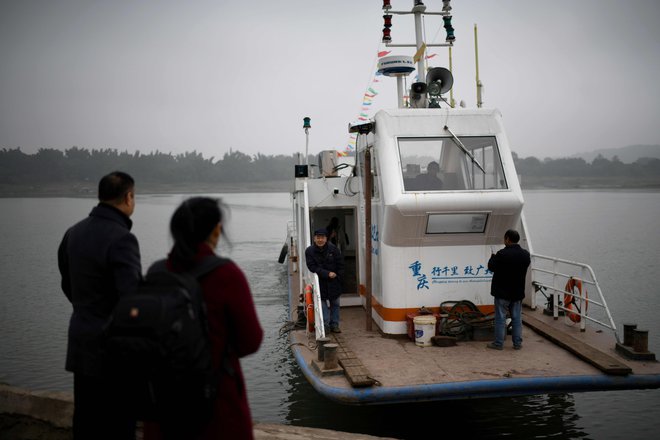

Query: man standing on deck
<box><xmin>58</xmin><ymin>171</ymin><xmax>142</xmax><ymax>439</ymax></box>
<box><xmin>486</xmin><ymin>229</ymin><xmax>531</xmax><ymax>350</ymax></box>
<box><xmin>305</xmin><ymin>228</ymin><xmax>344</xmax><ymax>333</ymax></box>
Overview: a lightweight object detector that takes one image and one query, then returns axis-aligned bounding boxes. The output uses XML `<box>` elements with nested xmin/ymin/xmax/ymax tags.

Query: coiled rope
<box><xmin>438</xmin><ymin>300</ymin><xmax>494</xmax><ymax>338</ymax></box>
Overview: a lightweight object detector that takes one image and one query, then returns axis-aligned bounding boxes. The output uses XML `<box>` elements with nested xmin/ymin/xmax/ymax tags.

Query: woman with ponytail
<box><xmin>145</xmin><ymin>197</ymin><xmax>263</xmax><ymax>440</ymax></box>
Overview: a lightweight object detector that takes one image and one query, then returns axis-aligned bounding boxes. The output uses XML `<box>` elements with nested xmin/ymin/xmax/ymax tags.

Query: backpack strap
<box><xmin>187</xmin><ymin>255</ymin><xmax>242</xmax><ymax>393</ymax></box>
<box><xmin>187</xmin><ymin>255</ymin><xmax>230</xmax><ymax>280</ymax></box>
<box><xmin>147</xmin><ymin>256</ymin><xmax>230</xmax><ymax>278</ymax></box>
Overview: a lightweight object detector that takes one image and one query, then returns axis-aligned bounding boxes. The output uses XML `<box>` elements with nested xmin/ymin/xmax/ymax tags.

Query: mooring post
<box><xmin>623</xmin><ymin>323</ymin><xmax>637</xmax><ymax>346</ymax></box>
<box><xmin>317</xmin><ymin>337</ymin><xmax>331</xmax><ymax>362</ymax></box>
<box><xmin>633</xmin><ymin>329</ymin><xmax>649</xmax><ymax>353</ymax></box>
<box><xmin>323</xmin><ymin>343</ymin><xmax>339</xmax><ymax>370</ymax></box>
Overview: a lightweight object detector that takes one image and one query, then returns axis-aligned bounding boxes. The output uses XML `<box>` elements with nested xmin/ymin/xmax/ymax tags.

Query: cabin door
<box><xmin>310</xmin><ymin>208</ymin><xmax>358</xmax><ymax>299</ymax></box>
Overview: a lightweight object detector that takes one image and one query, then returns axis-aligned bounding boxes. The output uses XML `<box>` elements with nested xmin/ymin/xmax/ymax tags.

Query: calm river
<box><xmin>1</xmin><ymin>190</ymin><xmax>659</xmax><ymax>439</ymax></box>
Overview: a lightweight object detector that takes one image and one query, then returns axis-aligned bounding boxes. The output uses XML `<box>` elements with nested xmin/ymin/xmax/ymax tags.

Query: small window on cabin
<box><xmin>398</xmin><ymin>136</ymin><xmax>507</xmax><ymax>191</ymax></box>
<box><xmin>426</xmin><ymin>213</ymin><xmax>489</xmax><ymax>234</ymax></box>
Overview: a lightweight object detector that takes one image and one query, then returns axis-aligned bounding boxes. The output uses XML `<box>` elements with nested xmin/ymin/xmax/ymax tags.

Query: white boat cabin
<box><xmin>293</xmin><ymin>106</ymin><xmax>533</xmax><ymax>335</ymax></box>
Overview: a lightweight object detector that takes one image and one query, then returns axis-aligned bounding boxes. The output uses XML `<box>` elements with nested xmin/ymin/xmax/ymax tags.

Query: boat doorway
<box><xmin>310</xmin><ymin>208</ymin><xmax>359</xmax><ymax>304</ymax></box>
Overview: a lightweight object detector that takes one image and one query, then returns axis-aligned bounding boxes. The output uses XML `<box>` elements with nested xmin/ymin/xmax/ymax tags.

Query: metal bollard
<box><xmin>317</xmin><ymin>337</ymin><xmax>331</xmax><ymax>362</ymax></box>
<box><xmin>323</xmin><ymin>343</ymin><xmax>339</xmax><ymax>370</ymax></box>
<box><xmin>623</xmin><ymin>323</ymin><xmax>637</xmax><ymax>346</ymax></box>
<box><xmin>633</xmin><ymin>329</ymin><xmax>649</xmax><ymax>353</ymax></box>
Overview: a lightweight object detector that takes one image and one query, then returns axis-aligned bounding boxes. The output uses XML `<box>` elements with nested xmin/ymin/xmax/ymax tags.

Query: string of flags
<box><xmin>338</xmin><ymin>48</ymin><xmax>439</xmax><ymax>157</ymax></box>
<box><xmin>338</xmin><ymin>49</ymin><xmax>388</xmax><ymax>156</ymax></box>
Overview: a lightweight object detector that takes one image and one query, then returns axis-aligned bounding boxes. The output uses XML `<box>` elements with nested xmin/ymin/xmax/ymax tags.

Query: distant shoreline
<box><xmin>1</xmin><ymin>176</ymin><xmax>659</xmax><ymax>197</ymax></box>
<box><xmin>0</xmin><ymin>180</ymin><xmax>292</xmax><ymax>198</ymax></box>
<box><xmin>518</xmin><ymin>175</ymin><xmax>660</xmax><ymax>190</ymax></box>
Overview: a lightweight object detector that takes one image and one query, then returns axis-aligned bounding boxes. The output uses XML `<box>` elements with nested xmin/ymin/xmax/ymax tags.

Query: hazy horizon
<box><xmin>1</xmin><ymin>1</ymin><xmax>659</xmax><ymax>160</ymax></box>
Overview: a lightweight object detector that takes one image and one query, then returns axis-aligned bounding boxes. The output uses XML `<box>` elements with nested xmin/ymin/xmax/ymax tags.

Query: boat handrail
<box><xmin>530</xmin><ymin>253</ymin><xmax>619</xmax><ymax>343</ymax></box>
<box><xmin>299</xmin><ymin>180</ymin><xmax>326</xmax><ymax>339</ymax></box>
<box><xmin>310</xmin><ymin>273</ymin><xmax>325</xmax><ymax>339</ymax></box>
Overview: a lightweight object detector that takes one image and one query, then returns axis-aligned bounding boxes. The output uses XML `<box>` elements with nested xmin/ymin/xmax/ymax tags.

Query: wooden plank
<box><xmin>332</xmin><ymin>335</ymin><xmax>376</xmax><ymax>387</ymax></box>
<box><xmin>339</xmin><ymin>358</ymin><xmax>363</xmax><ymax>368</ymax></box>
<box><xmin>523</xmin><ymin>312</ymin><xmax>632</xmax><ymax>376</ymax></box>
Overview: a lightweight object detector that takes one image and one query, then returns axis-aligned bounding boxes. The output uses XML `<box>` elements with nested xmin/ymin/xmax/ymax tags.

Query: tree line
<box><xmin>0</xmin><ymin>147</ymin><xmax>298</xmax><ymax>184</ymax></box>
<box><xmin>512</xmin><ymin>152</ymin><xmax>660</xmax><ymax>178</ymax></box>
<box><xmin>1</xmin><ymin>147</ymin><xmax>659</xmax><ymax>185</ymax></box>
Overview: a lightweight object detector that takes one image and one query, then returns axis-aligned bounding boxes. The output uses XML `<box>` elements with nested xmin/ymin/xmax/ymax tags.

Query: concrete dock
<box><xmin>0</xmin><ymin>384</ymin><xmax>398</xmax><ymax>439</ymax></box>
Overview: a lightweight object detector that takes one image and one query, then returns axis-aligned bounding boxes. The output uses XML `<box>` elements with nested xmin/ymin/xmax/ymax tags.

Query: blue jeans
<box><xmin>322</xmin><ymin>297</ymin><xmax>340</xmax><ymax>329</ymax></box>
<box><xmin>493</xmin><ymin>297</ymin><xmax>522</xmax><ymax>348</ymax></box>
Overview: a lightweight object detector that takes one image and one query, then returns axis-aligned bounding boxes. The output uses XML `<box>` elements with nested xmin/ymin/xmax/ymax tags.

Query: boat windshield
<box><xmin>398</xmin><ymin>136</ymin><xmax>507</xmax><ymax>191</ymax></box>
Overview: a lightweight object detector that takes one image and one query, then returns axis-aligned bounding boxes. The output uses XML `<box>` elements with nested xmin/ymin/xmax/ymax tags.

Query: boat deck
<box><xmin>287</xmin><ymin>268</ymin><xmax>660</xmax><ymax>404</ymax></box>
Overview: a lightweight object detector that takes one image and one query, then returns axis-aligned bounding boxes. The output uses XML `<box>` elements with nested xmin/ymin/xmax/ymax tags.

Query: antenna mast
<box><xmin>474</xmin><ymin>24</ymin><xmax>483</xmax><ymax>108</ymax></box>
<box><xmin>412</xmin><ymin>1</ymin><xmax>427</xmax><ymax>81</ymax></box>
<box><xmin>380</xmin><ymin>1</ymin><xmax>455</xmax><ymax>108</ymax></box>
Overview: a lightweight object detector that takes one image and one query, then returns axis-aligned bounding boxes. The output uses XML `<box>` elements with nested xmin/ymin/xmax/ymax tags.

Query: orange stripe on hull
<box><xmin>358</xmin><ymin>284</ymin><xmax>494</xmax><ymax>322</ymax></box>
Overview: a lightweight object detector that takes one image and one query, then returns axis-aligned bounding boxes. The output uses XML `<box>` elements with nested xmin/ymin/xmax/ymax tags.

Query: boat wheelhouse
<box><xmin>360</xmin><ymin>107</ymin><xmax>525</xmax><ymax>335</ymax></box>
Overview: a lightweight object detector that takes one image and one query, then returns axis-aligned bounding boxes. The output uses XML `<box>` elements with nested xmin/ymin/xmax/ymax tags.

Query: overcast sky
<box><xmin>1</xmin><ymin>0</ymin><xmax>659</xmax><ymax>160</ymax></box>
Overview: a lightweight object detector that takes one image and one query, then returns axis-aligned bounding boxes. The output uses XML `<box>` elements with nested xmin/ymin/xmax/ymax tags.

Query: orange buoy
<box><xmin>304</xmin><ymin>284</ymin><xmax>314</xmax><ymax>332</ymax></box>
<box><xmin>564</xmin><ymin>278</ymin><xmax>588</xmax><ymax>323</ymax></box>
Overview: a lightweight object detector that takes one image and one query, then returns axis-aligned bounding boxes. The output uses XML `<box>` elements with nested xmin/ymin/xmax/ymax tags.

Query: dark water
<box><xmin>1</xmin><ymin>190</ymin><xmax>659</xmax><ymax>439</ymax></box>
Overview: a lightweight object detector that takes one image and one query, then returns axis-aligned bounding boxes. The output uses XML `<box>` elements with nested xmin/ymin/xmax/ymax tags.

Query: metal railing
<box><xmin>295</xmin><ymin>181</ymin><xmax>326</xmax><ymax>339</ymax></box>
<box><xmin>310</xmin><ymin>275</ymin><xmax>325</xmax><ymax>339</ymax></box>
<box><xmin>530</xmin><ymin>253</ymin><xmax>619</xmax><ymax>343</ymax></box>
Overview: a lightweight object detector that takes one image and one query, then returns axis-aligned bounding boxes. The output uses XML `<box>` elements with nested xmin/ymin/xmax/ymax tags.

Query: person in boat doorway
<box><xmin>58</xmin><ymin>171</ymin><xmax>142</xmax><ymax>439</ymax></box>
<box><xmin>325</xmin><ymin>216</ymin><xmax>349</xmax><ymax>252</ymax></box>
<box><xmin>305</xmin><ymin>228</ymin><xmax>345</xmax><ymax>333</ymax></box>
<box><xmin>486</xmin><ymin>229</ymin><xmax>531</xmax><ymax>351</ymax></box>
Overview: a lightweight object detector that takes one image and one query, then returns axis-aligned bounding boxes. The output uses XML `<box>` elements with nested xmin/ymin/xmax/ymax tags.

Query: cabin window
<box><xmin>398</xmin><ymin>136</ymin><xmax>507</xmax><ymax>191</ymax></box>
<box><xmin>426</xmin><ymin>212</ymin><xmax>489</xmax><ymax>234</ymax></box>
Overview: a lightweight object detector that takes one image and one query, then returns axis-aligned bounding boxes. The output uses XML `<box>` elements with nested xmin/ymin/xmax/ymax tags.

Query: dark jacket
<box><xmin>305</xmin><ymin>242</ymin><xmax>344</xmax><ymax>300</ymax></box>
<box><xmin>58</xmin><ymin>203</ymin><xmax>142</xmax><ymax>375</ymax></box>
<box><xmin>488</xmin><ymin>243</ymin><xmax>531</xmax><ymax>301</ymax></box>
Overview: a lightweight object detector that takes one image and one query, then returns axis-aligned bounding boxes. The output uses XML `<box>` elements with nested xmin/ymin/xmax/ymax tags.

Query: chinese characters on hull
<box><xmin>371</xmin><ymin>224</ymin><xmax>380</xmax><ymax>255</ymax></box>
<box><xmin>408</xmin><ymin>260</ymin><xmax>492</xmax><ymax>290</ymax></box>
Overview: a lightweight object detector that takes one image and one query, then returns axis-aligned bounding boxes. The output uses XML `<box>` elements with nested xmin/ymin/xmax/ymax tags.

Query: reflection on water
<box><xmin>1</xmin><ymin>191</ymin><xmax>659</xmax><ymax>439</ymax></box>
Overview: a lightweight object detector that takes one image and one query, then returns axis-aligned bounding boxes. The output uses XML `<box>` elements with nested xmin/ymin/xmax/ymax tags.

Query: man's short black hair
<box><xmin>98</xmin><ymin>171</ymin><xmax>134</xmax><ymax>203</ymax></box>
<box><xmin>504</xmin><ymin>229</ymin><xmax>520</xmax><ymax>243</ymax></box>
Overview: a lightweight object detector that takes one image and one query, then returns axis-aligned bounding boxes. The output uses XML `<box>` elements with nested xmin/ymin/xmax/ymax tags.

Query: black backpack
<box><xmin>104</xmin><ymin>255</ymin><xmax>230</xmax><ymax>427</ymax></box>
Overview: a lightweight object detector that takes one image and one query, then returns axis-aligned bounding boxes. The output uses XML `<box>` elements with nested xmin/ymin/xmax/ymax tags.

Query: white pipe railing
<box><xmin>299</xmin><ymin>181</ymin><xmax>326</xmax><ymax>339</ymax></box>
<box><xmin>530</xmin><ymin>253</ymin><xmax>619</xmax><ymax>343</ymax></box>
<box><xmin>311</xmin><ymin>274</ymin><xmax>325</xmax><ymax>339</ymax></box>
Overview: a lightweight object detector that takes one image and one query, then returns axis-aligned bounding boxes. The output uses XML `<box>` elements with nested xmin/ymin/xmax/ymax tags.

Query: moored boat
<box><xmin>282</xmin><ymin>0</ymin><xmax>660</xmax><ymax>405</ymax></box>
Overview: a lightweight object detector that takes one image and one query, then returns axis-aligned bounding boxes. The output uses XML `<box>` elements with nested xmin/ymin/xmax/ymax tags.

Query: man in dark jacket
<box><xmin>58</xmin><ymin>171</ymin><xmax>142</xmax><ymax>439</ymax></box>
<box><xmin>486</xmin><ymin>229</ymin><xmax>531</xmax><ymax>350</ymax></box>
<box><xmin>305</xmin><ymin>228</ymin><xmax>344</xmax><ymax>333</ymax></box>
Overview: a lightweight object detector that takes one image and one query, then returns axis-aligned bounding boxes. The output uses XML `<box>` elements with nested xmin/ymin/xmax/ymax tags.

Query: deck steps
<box><xmin>333</xmin><ymin>334</ymin><xmax>376</xmax><ymax>388</ymax></box>
<box><xmin>523</xmin><ymin>312</ymin><xmax>632</xmax><ymax>376</ymax></box>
